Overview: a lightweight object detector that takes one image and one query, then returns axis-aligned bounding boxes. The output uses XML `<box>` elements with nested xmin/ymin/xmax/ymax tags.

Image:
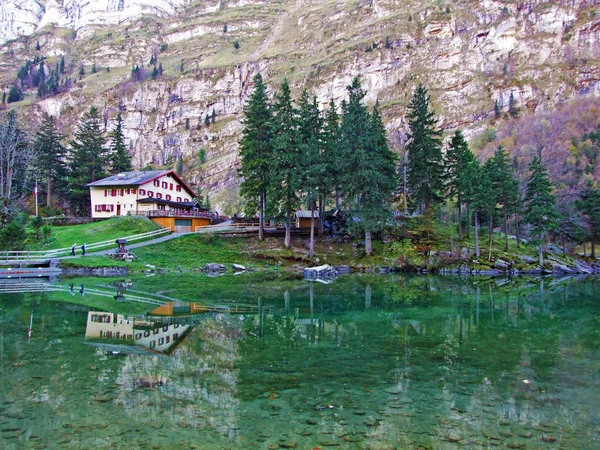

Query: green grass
<box><xmin>35</xmin><ymin>216</ymin><xmax>161</xmax><ymax>251</ymax></box>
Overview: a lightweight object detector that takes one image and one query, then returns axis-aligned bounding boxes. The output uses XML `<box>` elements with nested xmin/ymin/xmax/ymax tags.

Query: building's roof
<box><xmin>86</xmin><ymin>170</ymin><xmax>197</xmax><ymax>198</ymax></box>
<box><xmin>296</xmin><ymin>210</ymin><xmax>320</xmax><ymax>219</ymax></box>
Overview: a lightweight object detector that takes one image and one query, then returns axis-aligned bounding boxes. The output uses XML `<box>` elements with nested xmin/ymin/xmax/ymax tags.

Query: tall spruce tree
<box><xmin>270</xmin><ymin>79</ymin><xmax>301</xmax><ymax>248</ymax></box>
<box><xmin>68</xmin><ymin>106</ymin><xmax>108</xmax><ymax>215</ymax></box>
<box><xmin>576</xmin><ymin>181</ymin><xmax>600</xmax><ymax>258</ymax></box>
<box><xmin>108</xmin><ymin>111</ymin><xmax>132</xmax><ymax>174</ymax></box>
<box><xmin>33</xmin><ymin>113</ymin><xmax>67</xmax><ymax>207</ymax></box>
<box><xmin>298</xmin><ymin>89</ymin><xmax>324</xmax><ymax>256</ymax></box>
<box><xmin>322</xmin><ymin>98</ymin><xmax>341</xmax><ymax>214</ymax></box>
<box><xmin>405</xmin><ymin>84</ymin><xmax>444</xmax><ymax>230</ymax></box>
<box><xmin>339</xmin><ymin>78</ymin><xmax>397</xmax><ymax>255</ymax></box>
<box><xmin>239</xmin><ymin>73</ymin><xmax>273</xmax><ymax>241</ymax></box>
<box><xmin>471</xmin><ymin>160</ymin><xmax>493</xmax><ymax>258</ymax></box>
<box><xmin>444</xmin><ymin>130</ymin><xmax>475</xmax><ymax>240</ymax></box>
<box><xmin>488</xmin><ymin>146</ymin><xmax>520</xmax><ymax>251</ymax></box>
<box><xmin>523</xmin><ymin>156</ymin><xmax>559</xmax><ymax>266</ymax></box>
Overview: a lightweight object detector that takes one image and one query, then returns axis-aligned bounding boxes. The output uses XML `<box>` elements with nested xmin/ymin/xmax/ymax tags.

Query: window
<box><xmin>150</xmin><ymin>340</ymin><xmax>156</xmax><ymax>348</ymax></box>
<box><xmin>166</xmin><ymin>336</ymin><xmax>170</xmax><ymax>343</ymax></box>
<box><xmin>166</xmin><ymin>195</ymin><xmax>171</xmax><ymax>201</ymax></box>
<box><xmin>169</xmin><ymin>183</ymin><xmax>173</xmax><ymax>190</ymax></box>
<box><xmin>163</xmin><ymin>325</ymin><xmax>169</xmax><ymax>332</ymax></box>
<box><xmin>153</xmin><ymin>328</ymin><xmax>159</xmax><ymax>335</ymax></box>
<box><xmin>95</xmin><ymin>205</ymin><xmax>101</xmax><ymax>212</ymax></box>
<box><xmin>176</xmin><ymin>197</ymin><xmax>182</xmax><ymax>202</ymax></box>
<box><xmin>173</xmin><ymin>333</ymin><xmax>179</xmax><ymax>341</ymax></box>
<box><xmin>139</xmin><ymin>189</ymin><xmax>146</xmax><ymax>195</ymax></box>
<box><xmin>176</xmin><ymin>185</ymin><xmax>182</xmax><ymax>192</ymax></box>
<box><xmin>148</xmin><ymin>191</ymin><xmax>154</xmax><ymax>197</ymax></box>
<box><xmin>126</xmin><ymin>189</ymin><xmax>130</xmax><ymax>195</ymax></box>
<box><xmin>144</xmin><ymin>330</ymin><xmax>150</xmax><ymax>337</ymax></box>
<box><xmin>120</xmin><ymin>189</ymin><xmax>124</xmax><ymax>196</ymax></box>
<box><xmin>174</xmin><ymin>324</ymin><xmax>179</xmax><ymax>329</ymax></box>
<box><xmin>156</xmin><ymin>193</ymin><xmax>162</xmax><ymax>199</ymax></box>
<box><xmin>111</xmin><ymin>189</ymin><xmax>116</xmax><ymax>197</ymax></box>
<box><xmin>132</xmin><ymin>188</ymin><xmax>137</xmax><ymax>194</ymax></box>
<box><xmin>104</xmin><ymin>189</ymin><xmax>108</xmax><ymax>197</ymax></box>
<box><xmin>162</xmin><ymin>181</ymin><xmax>167</xmax><ymax>189</ymax></box>
<box><xmin>154</xmin><ymin>180</ymin><xmax>159</xmax><ymax>187</ymax></box>
<box><xmin>158</xmin><ymin>338</ymin><xmax>164</xmax><ymax>345</ymax></box>
<box><xmin>135</xmin><ymin>333</ymin><xmax>142</xmax><ymax>340</ymax></box>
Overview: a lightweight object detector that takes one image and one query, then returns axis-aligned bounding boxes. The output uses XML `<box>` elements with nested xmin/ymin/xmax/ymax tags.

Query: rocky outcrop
<box><xmin>1</xmin><ymin>1</ymin><xmax>600</xmax><ymax>213</ymax></box>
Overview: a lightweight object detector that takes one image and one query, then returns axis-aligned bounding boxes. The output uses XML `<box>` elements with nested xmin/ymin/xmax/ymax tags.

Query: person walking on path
<box><xmin>81</xmin><ymin>243</ymin><xmax>86</xmax><ymax>256</ymax></box>
<box><xmin>70</xmin><ymin>243</ymin><xmax>77</xmax><ymax>256</ymax></box>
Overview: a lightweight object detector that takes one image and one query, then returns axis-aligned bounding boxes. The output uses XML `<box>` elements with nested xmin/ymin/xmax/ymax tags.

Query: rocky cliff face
<box><xmin>1</xmin><ymin>0</ymin><xmax>599</xmax><ymax>212</ymax></box>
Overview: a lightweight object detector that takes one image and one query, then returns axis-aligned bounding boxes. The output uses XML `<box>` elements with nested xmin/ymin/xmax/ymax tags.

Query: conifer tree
<box><xmin>108</xmin><ymin>111</ymin><xmax>132</xmax><ymax>174</ymax></box>
<box><xmin>524</xmin><ymin>156</ymin><xmax>559</xmax><ymax>266</ymax></box>
<box><xmin>33</xmin><ymin>114</ymin><xmax>67</xmax><ymax>207</ymax></box>
<box><xmin>298</xmin><ymin>89</ymin><xmax>324</xmax><ymax>256</ymax></box>
<box><xmin>339</xmin><ymin>78</ymin><xmax>397</xmax><ymax>255</ymax></box>
<box><xmin>444</xmin><ymin>130</ymin><xmax>475</xmax><ymax>240</ymax></box>
<box><xmin>322</xmin><ymin>98</ymin><xmax>340</xmax><ymax>216</ymax></box>
<box><xmin>405</xmin><ymin>84</ymin><xmax>444</xmax><ymax>230</ymax></box>
<box><xmin>239</xmin><ymin>73</ymin><xmax>273</xmax><ymax>241</ymax></box>
<box><xmin>576</xmin><ymin>181</ymin><xmax>600</xmax><ymax>258</ymax></box>
<box><xmin>488</xmin><ymin>146</ymin><xmax>520</xmax><ymax>251</ymax></box>
<box><xmin>271</xmin><ymin>79</ymin><xmax>301</xmax><ymax>249</ymax></box>
<box><xmin>68</xmin><ymin>106</ymin><xmax>108</xmax><ymax>215</ymax></box>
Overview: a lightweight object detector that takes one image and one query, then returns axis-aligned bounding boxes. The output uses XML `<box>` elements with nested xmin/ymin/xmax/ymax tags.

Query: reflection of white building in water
<box><xmin>85</xmin><ymin>312</ymin><xmax>190</xmax><ymax>353</ymax></box>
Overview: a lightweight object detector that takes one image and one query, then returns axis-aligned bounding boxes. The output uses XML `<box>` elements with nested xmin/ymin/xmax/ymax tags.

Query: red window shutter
<box><xmin>104</xmin><ymin>189</ymin><xmax>108</xmax><ymax>197</ymax></box>
<box><xmin>132</xmin><ymin>188</ymin><xmax>137</xmax><ymax>194</ymax></box>
<box><xmin>111</xmin><ymin>189</ymin><xmax>116</xmax><ymax>196</ymax></box>
<box><xmin>120</xmin><ymin>189</ymin><xmax>124</xmax><ymax>196</ymax></box>
<box><xmin>170</xmin><ymin>183</ymin><xmax>173</xmax><ymax>190</ymax></box>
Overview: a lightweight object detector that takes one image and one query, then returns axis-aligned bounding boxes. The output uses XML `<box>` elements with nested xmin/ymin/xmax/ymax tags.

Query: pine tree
<box><xmin>322</xmin><ymin>98</ymin><xmax>341</xmax><ymax>214</ymax></box>
<box><xmin>524</xmin><ymin>156</ymin><xmax>559</xmax><ymax>266</ymax></box>
<box><xmin>108</xmin><ymin>111</ymin><xmax>132</xmax><ymax>174</ymax></box>
<box><xmin>444</xmin><ymin>130</ymin><xmax>475</xmax><ymax>240</ymax></box>
<box><xmin>488</xmin><ymin>146</ymin><xmax>520</xmax><ymax>251</ymax></box>
<box><xmin>211</xmin><ymin>109</ymin><xmax>216</xmax><ymax>124</ymax></box>
<box><xmin>68</xmin><ymin>106</ymin><xmax>108</xmax><ymax>215</ymax></box>
<box><xmin>508</xmin><ymin>91</ymin><xmax>519</xmax><ymax>118</ymax></box>
<box><xmin>33</xmin><ymin>114</ymin><xmax>67</xmax><ymax>207</ymax></box>
<box><xmin>298</xmin><ymin>89</ymin><xmax>324</xmax><ymax>256</ymax></box>
<box><xmin>270</xmin><ymin>79</ymin><xmax>301</xmax><ymax>249</ymax></box>
<box><xmin>576</xmin><ymin>181</ymin><xmax>600</xmax><ymax>258</ymax></box>
<box><xmin>494</xmin><ymin>99</ymin><xmax>501</xmax><ymax>119</ymax></box>
<box><xmin>78</xmin><ymin>64</ymin><xmax>85</xmax><ymax>79</ymax></box>
<box><xmin>406</xmin><ymin>83</ymin><xmax>444</xmax><ymax>230</ymax></box>
<box><xmin>239</xmin><ymin>73</ymin><xmax>273</xmax><ymax>241</ymax></box>
<box><xmin>339</xmin><ymin>78</ymin><xmax>397</xmax><ymax>255</ymax></box>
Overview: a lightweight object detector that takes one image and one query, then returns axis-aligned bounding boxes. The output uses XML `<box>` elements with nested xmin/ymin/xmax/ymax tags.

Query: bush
<box><xmin>386</xmin><ymin>239</ymin><xmax>424</xmax><ymax>267</ymax></box>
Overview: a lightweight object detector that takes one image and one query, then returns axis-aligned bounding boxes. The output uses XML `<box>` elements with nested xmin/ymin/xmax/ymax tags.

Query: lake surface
<box><xmin>0</xmin><ymin>274</ymin><xmax>599</xmax><ymax>449</ymax></box>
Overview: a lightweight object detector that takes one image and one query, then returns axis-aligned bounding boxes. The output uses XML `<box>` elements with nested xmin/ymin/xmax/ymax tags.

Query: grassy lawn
<box><xmin>36</xmin><ymin>216</ymin><xmax>161</xmax><ymax>251</ymax></box>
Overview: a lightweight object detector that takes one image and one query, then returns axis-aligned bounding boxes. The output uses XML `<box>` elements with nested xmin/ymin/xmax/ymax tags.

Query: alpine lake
<box><xmin>1</xmin><ymin>271</ymin><xmax>599</xmax><ymax>450</ymax></box>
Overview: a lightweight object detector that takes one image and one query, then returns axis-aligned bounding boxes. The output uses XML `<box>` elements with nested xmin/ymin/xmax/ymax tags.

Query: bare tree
<box><xmin>0</xmin><ymin>110</ymin><xmax>32</xmax><ymax>208</ymax></box>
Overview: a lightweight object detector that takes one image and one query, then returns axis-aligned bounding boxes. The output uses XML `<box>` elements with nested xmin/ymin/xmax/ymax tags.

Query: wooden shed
<box><xmin>295</xmin><ymin>210</ymin><xmax>320</xmax><ymax>228</ymax></box>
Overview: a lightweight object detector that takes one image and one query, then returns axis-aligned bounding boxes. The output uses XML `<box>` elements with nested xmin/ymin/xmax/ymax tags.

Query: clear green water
<box><xmin>1</xmin><ymin>275</ymin><xmax>599</xmax><ymax>449</ymax></box>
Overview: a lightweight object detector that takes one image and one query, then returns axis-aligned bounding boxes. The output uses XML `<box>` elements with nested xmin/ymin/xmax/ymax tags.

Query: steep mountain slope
<box><xmin>1</xmin><ymin>0</ymin><xmax>599</xmax><ymax>211</ymax></box>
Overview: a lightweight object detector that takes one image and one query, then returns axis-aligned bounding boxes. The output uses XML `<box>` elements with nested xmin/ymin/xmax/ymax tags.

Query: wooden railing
<box><xmin>2</xmin><ymin>228</ymin><xmax>171</xmax><ymax>262</ymax></box>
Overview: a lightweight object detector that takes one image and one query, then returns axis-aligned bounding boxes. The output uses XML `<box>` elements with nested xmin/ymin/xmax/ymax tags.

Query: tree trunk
<box><xmin>539</xmin><ymin>233</ymin><xmax>545</xmax><ymax>267</ymax></box>
<box><xmin>258</xmin><ymin>192</ymin><xmax>264</xmax><ymax>242</ymax></box>
<box><xmin>284</xmin><ymin>216</ymin><xmax>291</xmax><ymax>249</ymax></box>
<box><xmin>504</xmin><ymin>209</ymin><xmax>509</xmax><ymax>252</ymax></box>
<box><xmin>424</xmin><ymin>202</ymin><xmax>432</xmax><ymax>235</ymax></box>
<box><xmin>318</xmin><ymin>195</ymin><xmax>324</xmax><ymax>236</ymax></box>
<box><xmin>475</xmin><ymin>212</ymin><xmax>480</xmax><ymax>258</ymax></box>
<box><xmin>515</xmin><ymin>213</ymin><xmax>520</xmax><ymax>248</ymax></box>
<box><xmin>488</xmin><ymin>215</ymin><xmax>493</xmax><ymax>260</ymax></box>
<box><xmin>46</xmin><ymin>175</ymin><xmax>52</xmax><ymax>207</ymax></box>
<box><xmin>365</xmin><ymin>230</ymin><xmax>372</xmax><ymax>256</ymax></box>
<box><xmin>309</xmin><ymin>204</ymin><xmax>315</xmax><ymax>257</ymax></box>
<box><xmin>465</xmin><ymin>203</ymin><xmax>471</xmax><ymax>239</ymax></box>
<box><xmin>457</xmin><ymin>196</ymin><xmax>463</xmax><ymax>241</ymax></box>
